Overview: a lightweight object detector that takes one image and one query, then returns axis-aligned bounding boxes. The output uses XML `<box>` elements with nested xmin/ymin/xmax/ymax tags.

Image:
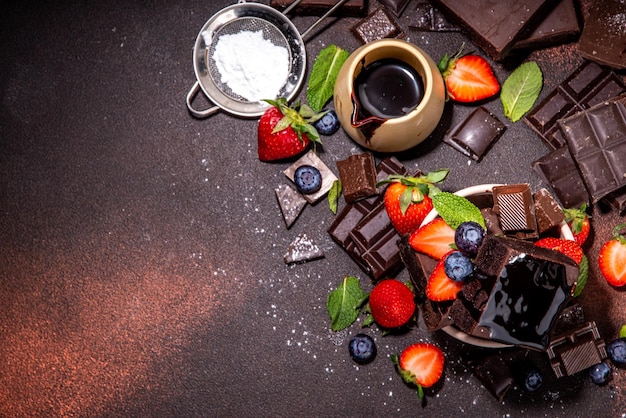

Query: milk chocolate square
<box><xmin>336</xmin><ymin>153</ymin><xmax>377</xmax><ymax>203</ymax></box>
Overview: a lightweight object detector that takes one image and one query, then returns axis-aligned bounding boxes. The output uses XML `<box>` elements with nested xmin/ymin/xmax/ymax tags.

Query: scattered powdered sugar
<box><xmin>210</xmin><ymin>30</ymin><xmax>290</xmax><ymax>102</ymax></box>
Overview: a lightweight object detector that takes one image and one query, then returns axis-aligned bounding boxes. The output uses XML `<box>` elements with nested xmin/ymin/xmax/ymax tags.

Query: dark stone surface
<box><xmin>1</xmin><ymin>0</ymin><xmax>626</xmax><ymax>416</ymax></box>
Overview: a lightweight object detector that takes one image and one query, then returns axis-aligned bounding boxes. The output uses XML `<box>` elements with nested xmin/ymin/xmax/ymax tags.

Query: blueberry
<box><xmin>607</xmin><ymin>337</ymin><xmax>626</xmax><ymax>366</ymax></box>
<box><xmin>519</xmin><ymin>365</ymin><xmax>543</xmax><ymax>392</ymax></box>
<box><xmin>313</xmin><ymin>110</ymin><xmax>340</xmax><ymax>136</ymax></box>
<box><xmin>443</xmin><ymin>251</ymin><xmax>474</xmax><ymax>282</ymax></box>
<box><xmin>348</xmin><ymin>333</ymin><xmax>377</xmax><ymax>365</ymax></box>
<box><xmin>294</xmin><ymin>165</ymin><xmax>322</xmax><ymax>194</ymax></box>
<box><xmin>455</xmin><ymin>221</ymin><xmax>486</xmax><ymax>257</ymax></box>
<box><xmin>589</xmin><ymin>362</ymin><xmax>612</xmax><ymax>385</ymax></box>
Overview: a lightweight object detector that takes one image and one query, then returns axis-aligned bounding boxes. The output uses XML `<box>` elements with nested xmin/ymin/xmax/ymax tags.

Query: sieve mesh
<box><xmin>207</xmin><ymin>17</ymin><xmax>292</xmax><ymax>103</ymax></box>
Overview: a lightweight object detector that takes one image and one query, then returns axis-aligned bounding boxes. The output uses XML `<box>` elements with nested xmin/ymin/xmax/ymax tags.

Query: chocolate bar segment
<box><xmin>578</xmin><ymin>0</ymin><xmax>626</xmax><ymax>70</ymax></box>
<box><xmin>336</xmin><ymin>152</ymin><xmax>377</xmax><ymax>203</ymax></box>
<box><xmin>531</xmin><ymin>146</ymin><xmax>589</xmax><ymax>209</ymax></box>
<box><xmin>546</xmin><ymin>321</ymin><xmax>607</xmax><ymax>378</ymax></box>
<box><xmin>429</xmin><ymin>0</ymin><xmax>560</xmax><ymax>61</ymax></box>
<box><xmin>442</xmin><ymin>106</ymin><xmax>506</xmax><ymax>162</ymax></box>
<box><xmin>512</xmin><ymin>0</ymin><xmax>581</xmax><ymax>51</ymax></box>
<box><xmin>351</xmin><ymin>6</ymin><xmax>405</xmax><ymax>44</ymax></box>
<box><xmin>270</xmin><ymin>0</ymin><xmax>367</xmax><ymax>17</ymax></box>
<box><xmin>558</xmin><ymin>94</ymin><xmax>626</xmax><ymax>203</ymax></box>
<box><xmin>524</xmin><ymin>60</ymin><xmax>626</xmax><ymax>149</ymax></box>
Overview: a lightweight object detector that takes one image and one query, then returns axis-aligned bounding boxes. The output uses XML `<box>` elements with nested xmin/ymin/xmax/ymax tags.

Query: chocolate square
<box><xmin>492</xmin><ymin>184</ymin><xmax>537</xmax><ymax>236</ymax></box>
<box><xmin>578</xmin><ymin>0</ymin><xmax>626</xmax><ymax>70</ymax></box>
<box><xmin>336</xmin><ymin>152</ymin><xmax>377</xmax><ymax>203</ymax></box>
<box><xmin>283</xmin><ymin>150</ymin><xmax>338</xmax><ymax>204</ymax></box>
<box><xmin>558</xmin><ymin>94</ymin><xmax>626</xmax><ymax>203</ymax></box>
<box><xmin>531</xmin><ymin>146</ymin><xmax>590</xmax><ymax>209</ymax></box>
<box><xmin>533</xmin><ymin>188</ymin><xmax>565</xmax><ymax>234</ymax></box>
<box><xmin>442</xmin><ymin>106</ymin><xmax>507</xmax><ymax>162</ymax></box>
<box><xmin>351</xmin><ymin>6</ymin><xmax>405</xmax><ymax>44</ymax></box>
<box><xmin>546</xmin><ymin>321</ymin><xmax>607</xmax><ymax>378</ymax></box>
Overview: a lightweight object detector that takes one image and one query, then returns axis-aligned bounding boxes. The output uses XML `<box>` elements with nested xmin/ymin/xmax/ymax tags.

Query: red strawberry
<box><xmin>598</xmin><ymin>223</ymin><xmax>626</xmax><ymax>287</ymax></box>
<box><xmin>534</xmin><ymin>237</ymin><xmax>584</xmax><ymax>265</ymax></box>
<box><xmin>379</xmin><ymin>170</ymin><xmax>449</xmax><ymax>236</ymax></box>
<box><xmin>391</xmin><ymin>343</ymin><xmax>444</xmax><ymax>398</ymax></box>
<box><xmin>438</xmin><ymin>46</ymin><xmax>500</xmax><ymax>103</ymax></box>
<box><xmin>563</xmin><ymin>204</ymin><xmax>591</xmax><ymax>247</ymax></box>
<box><xmin>368</xmin><ymin>279</ymin><xmax>416</xmax><ymax>329</ymax></box>
<box><xmin>425</xmin><ymin>254</ymin><xmax>463</xmax><ymax>302</ymax></box>
<box><xmin>409</xmin><ymin>217</ymin><xmax>456</xmax><ymax>260</ymax></box>
<box><xmin>257</xmin><ymin>98</ymin><xmax>322</xmax><ymax>162</ymax></box>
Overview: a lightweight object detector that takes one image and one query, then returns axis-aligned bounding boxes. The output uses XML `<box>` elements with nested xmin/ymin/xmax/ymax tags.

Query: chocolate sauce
<box><xmin>478</xmin><ymin>254</ymin><xmax>569</xmax><ymax>350</ymax></box>
<box><xmin>351</xmin><ymin>58</ymin><xmax>424</xmax><ymax>139</ymax></box>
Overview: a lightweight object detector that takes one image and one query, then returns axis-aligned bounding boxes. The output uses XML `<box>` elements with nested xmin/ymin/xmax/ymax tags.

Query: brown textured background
<box><xmin>1</xmin><ymin>0</ymin><xmax>625</xmax><ymax>416</ymax></box>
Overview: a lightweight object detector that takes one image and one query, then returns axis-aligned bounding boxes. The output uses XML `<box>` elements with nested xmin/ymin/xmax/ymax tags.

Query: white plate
<box><xmin>420</xmin><ymin>184</ymin><xmax>574</xmax><ymax>349</ymax></box>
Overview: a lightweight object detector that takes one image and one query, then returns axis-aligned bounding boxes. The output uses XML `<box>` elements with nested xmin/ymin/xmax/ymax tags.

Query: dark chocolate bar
<box><xmin>429</xmin><ymin>0</ymin><xmax>560</xmax><ymax>61</ymax></box>
<box><xmin>578</xmin><ymin>0</ymin><xmax>626</xmax><ymax>70</ymax></box>
<box><xmin>468</xmin><ymin>349</ymin><xmax>528</xmax><ymax>402</ymax></box>
<box><xmin>408</xmin><ymin>1</ymin><xmax>460</xmax><ymax>32</ymax></box>
<box><xmin>524</xmin><ymin>60</ymin><xmax>626</xmax><ymax>150</ymax></box>
<box><xmin>512</xmin><ymin>0</ymin><xmax>581</xmax><ymax>51</ymax></box>
<box><xmin>270</xmin><ymin>0</ymin><xmax>367</xmax><ymax>17</ymax></box>
<box><xmin>351</xmin><ymin>6</ymin><xmax>405</xmax><ymax>44</ymax></box>
<box><xmin>336</xmin><ymin>152</ymin><xmax>377</xmax><ymax>203</ymax></box>
<box><xmin>442</xmin><ymin>106</ymin><xmax>506</xmax><ymax>162</ymax></box>
<box><xmin>558</xmin><ymin>94</ymin><xmax>626</xmax><ymax>203</ymax></box>
<box><xmin>546</xmin><ymin>321</ymin><xmax>607</xmax><ymax>378</ymax></box>
<box><xmin>531</xmin><ymin>146</ymin><xmax>590</xmax><ymax>209</ymax></box>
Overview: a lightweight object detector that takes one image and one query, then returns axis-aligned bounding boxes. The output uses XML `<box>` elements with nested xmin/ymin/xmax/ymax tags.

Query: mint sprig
<box><xmin>327</xmin><ymin>276</ymin><xmax>368</xmax><ymax>331</ymax></box>
<box><xmin>573</xmin><ymin>254</ymin><xmax>588</xmax><ymax>297</ymax></box>
<box><xmin>432</xmin><ymin>192</ymin><xmax>485</xmax><ymax>230</ymax></box>
<box><xmin>500</xmin><ymin>61</ymin><xmax>543</xmax><ymax>122</ymax></box>
<box><xmin>328</xmin><ymin>179</ymin><xmax>342</xmax><ymax>214</ymax></box>
<box><xmin>306</xmin><ymin>45</ymin><xmax>350</xmax><ymax>112</ymax></box>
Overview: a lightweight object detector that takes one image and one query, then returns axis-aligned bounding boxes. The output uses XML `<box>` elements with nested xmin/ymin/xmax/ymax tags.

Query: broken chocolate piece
<box><xmin>336</xmin><ymin>152</ymin><xmax>378</xmax><ymax>203</ymax></box>
<box><xmin>284</xmin><ymin>233</ymin><xmax>324</xmax><ymax>264</ymax></box>
<box><xmin>533</xmin><ymin>188</ymin><xmax>565</xmax><ymax>234</ymax></box>
<box><xmin>269</xmin><ymin>0</ymin><xmax>367</xmax><ymax>17</ymax></box>
<box><xmin>284</xmin><ymin>150</ymin><xmax>338</xmax><ymax>204</ymax></box>
<box><xmin>468</xmin><ymin>349</ymin><xmax>528</xmax><ymax>402</ymax></box>
<box><xmin>577</xmin><ymin>0</ymin><xmax>626</xmax><ymax>70</ymax></box>
<box><xmin>524</xmin><ymin>60</ymin><xmax>626</xmax><ymax>149</ymax></box>
<box><xmin>512</xmin><ymin>0</ymin><xmax>581</xmax><ymax>51</ymax></box>
<box><xmin>351</xmin><ymin>6</ymin><xmax>405</xmax><ymax>44</ymax></box>
<box><xmin>558</xmin><ymin>94</ymin><xmax>626</xmax><ymax>203</ymax></box>
<box><xmin>442</xmin><ymin>106</ymin><xmax>506</xmax><ymax>162</ymax></box>
<box><xmin>531</xmin><ymin>146</ymin><xmax>589</xmax><ymax>209</ymax></box>
<box><xmin>492</xmin><ymin>184</ymin><xmax>537</xmax><ymax>237</ymax></box>
<box><xmin>429</xmin><ymin>0</ymin><xmax>559</xmax><ymax>61</ymax></box>
<box><xmin>552</xmin><ymin>303</ymin><xmax>586</xmax><ymax>336</ymax></box>
<box><xmin>474</xmin><ymin>235</ymin><xmax>579</xmax><ymax>350</ymax></box>
<box><xmin>275</xmin><ymin>184</ymin><xmax>308</xmax><ymax>229</ymax></box>
<box><xmin>378</xmin><ymin>0</ymin><xmax>410</xmax><ymax>17</ymax></box>
<box><xmin>546</xmin><ymin>321</ymin><xmax>607</xmax><ymax>378</ymax></box>
<box><xmin>408</xmin><ymin>1</ymin><xmax>460</xmax><ymax>32</ymax></box>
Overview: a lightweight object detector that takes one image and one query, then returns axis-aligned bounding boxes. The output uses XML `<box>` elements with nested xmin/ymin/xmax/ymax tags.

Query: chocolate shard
<box><xmin>524</xmin><ymin>60</ymin><xmax>626</xmax><ymax>149</ymax></box>
<box><xmin>442</xmin><ymin>106</ymin><xmax>506</xmax><ymax>162</ymax></box>
<box><xmin>351</xmin><ymin>6</ymin><xmax>405</xmax><ymax>44</ymax></box>
<box><xmin>577</xmin><ymin>0</ymin><xmax>626</xmax><ymax>70</ymax></box>
<box><xmin>546</xmin><ymin>321</ymin><xmax>607</xmax><ymax>378</ymax></box>
<box><xmin>275</xmin><ymin>184</ymin><xmax>308</xmax><ymax>229</ymax></box>
<box><xmin>283</xmin><ymin>150</ymin><xmax>338</xmax><ymax>204</ymax></box>
<box><xmin>269</xmin><ymin>0</ymin><xmax>367</xmax><ymax>17</ymax></box>
<box><xmin>336</xmin><ymin>152</ymin><xmax>378</xmax><ymax>203</ymax></box>
<box><xmin>533</xmin><ymin>188</ymin><xmax>565</xmax><ymax>235</ymax></box>
<box><xmin>474</xmin><ymin>235</ymin><xmax>579</xmax><ymax>350</ymax></box>
<box><xmin>429</xmin><ymin>0</ymin><xmax>560</xmax><ymax>61</ymax></box>
<box><xmin>512</xmin><ymin>0</ymin><xmax>581</xmax><ymax>51</ymax></box>
<box><xmin>531</xmin><ymin>146</ymin><xmax>590</xmax><ymax>210</ymax></box>
<box><xmin>284</xmin><ymin>232</ymin><xmax>325</xmax><ymax>264</ymax></box>
<box><xmin>558</xmin><ymin>94</ymin><xmax>626</xmax><ymax>203</ymax></box>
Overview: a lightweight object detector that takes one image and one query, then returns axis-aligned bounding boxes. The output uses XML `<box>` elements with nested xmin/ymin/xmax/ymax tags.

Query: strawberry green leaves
<box><xmin>307</xmin><ymin>45</ymin><xmax>349</xmax><ymax>112</ymax></box>
<box><xmin>327</xmin><ymin>276</ymin><xmax>368</xmax><ymax>331</ymax></box>
<box><xmin>500</xmin><ymin>61</ymin><xmax>543</xmax><ymax>122</ymax></box>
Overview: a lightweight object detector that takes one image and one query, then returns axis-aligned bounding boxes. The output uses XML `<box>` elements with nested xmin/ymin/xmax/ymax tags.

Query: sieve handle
<box><xmin>186</xmin><ymin>81</ymin><xmax>220</xmax><ymax>118</ymax></box>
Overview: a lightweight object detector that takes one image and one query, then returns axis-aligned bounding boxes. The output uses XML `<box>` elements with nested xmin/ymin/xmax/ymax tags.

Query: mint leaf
<box><xmin>573</xmin><ymin>254</ymin><xmax>588</xmax><ymax>297</ymax></box>
<box><xmin>327</xmin><ymin>276</ymin><xmax>368</xmax><ymax>331</ymax></box>
<box><xmin>620</xmin><ymin>325</ymin><xmax>626</xmax><ymax>339</ymax></box>
<box><xmin>307</xmin><ymin>45</ymin><xmax>349</xmax><ymax>112</ymax></box>
<box><xmin>328</xmin><ymin>179</ymin><xmax>342</xmax><ymax>214</ymax></box>
<box><xmin>501</xmin><ymin>61</ymin><xmax>543</xmax><ymax>122</ymax></box>
<box><xmin>432</xmin><ymin>192</ymin><xmax>485</xmax><ymax>229</ymax></box>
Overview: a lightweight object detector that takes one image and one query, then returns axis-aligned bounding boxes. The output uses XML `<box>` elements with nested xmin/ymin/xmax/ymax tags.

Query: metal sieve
<box><xmin>186</xmin><ymin>0</ymin><xmax>349</xmax><ymax>119</ymax></box>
